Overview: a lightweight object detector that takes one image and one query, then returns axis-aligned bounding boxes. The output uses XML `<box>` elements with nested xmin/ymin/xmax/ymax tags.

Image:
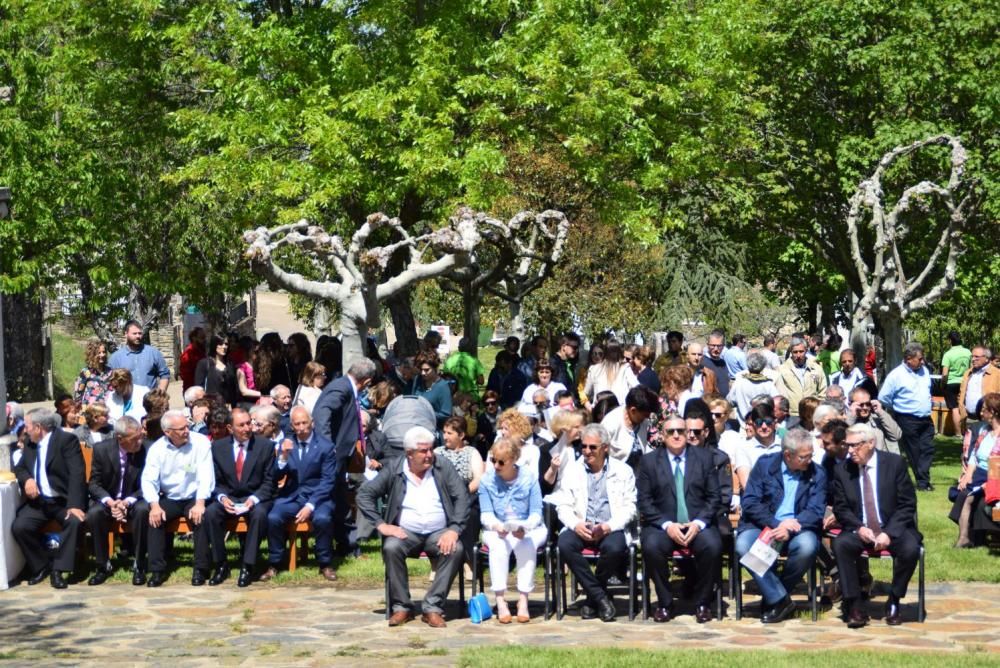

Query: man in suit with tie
<box><xmin>832</xmin><ymin>423</ymin><xmax>922</xmax><ymax>627</ymax></box>
<box><xmin>85</xmin><ymin>416</ymin><xmax>150</xmax><ymax>585</ymax></box>
<box><xmin>12</xmin><ymin>408</ymin><xmax>87</xmax><ymax>589</ymax></box>
<box><xmin>637</xmin><ymin>413</ymin><xmax>721</xmax><ymax>623</ymax></box>
<box><xmin>261</xmin><ymin>406</ymin><xmax>338</xmax><ymax>582</ymax></box>
<box><xmin>312</xmin><ymin>357</ymin><xmax>379</xmax><ymax>557</ymax></box>
<box><xmin>206</xmin><ymin>407</ymin><xmax>277</xmax><ymax>587</ymax></box>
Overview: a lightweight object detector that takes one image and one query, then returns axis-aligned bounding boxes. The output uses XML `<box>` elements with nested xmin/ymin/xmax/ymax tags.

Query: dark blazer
<box><xmin>831</xmin><ymin>450</ymin><xmax>921</xmax><ymax>540</ymax></box>
<box><xmin>707</xmin><ymin>447</ymin><xmax>734</xmax><ymax>513</ymax></box>
<box><xmin>211</xmin><ymin>434</ymin><xmax>276</xmax><ymax>504</ymax></box>
<box><xmin>312</xmin><ymin>375</ymin><xmax>360</xmax><ymax>461</ymax></box>
<box><xmin>356</xmin><ymin>456</ymin><xmax>470</xmax><ymax>535</ymax></box>
<box><xmin>89</xmin><ymin>437</ymin><xmax>146</xmax><ymax>503</ymax></box>
<box><xmin>637</xmin><ymin>445</ymin><xmax>719</xmax><ymax>529</ymax></box>
<box><xmin>14</xmin><ymin>429</ymin><xmax>87</xmax><ymax>510</ymax></box>
<box><xmin>740</xmin><ymin>452</ymin><xmax>827</xmax><ymax>533</ymax></box>
<box><xmin>273</xmin><ymin>431</ymin><xmax>336</xmax><ymax>508</ymax></box>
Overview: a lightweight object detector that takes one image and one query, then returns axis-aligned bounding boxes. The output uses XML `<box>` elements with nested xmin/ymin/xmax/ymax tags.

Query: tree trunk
<box><xmin>849</xmin><ymin>317</ymin><xmax>870</xmax><ymax>374</ymax></box>
<box><xmin>386</xmin><ymin>289</ymin><xmax>418</xmax><ymax>356</ymax></box>
<box><xmin>340</xmin><ymin>294</ymin><xmax>370</xmax><ymax>365</ymax></box>
<box><xmin>878</xmin><ymin>311</ymin><xmax>905</xmax><ymax>373</ymax></box>
<box><xmin>462</xmin><ymin>283</ymin><xmax>482</xmax><ymax>358</ymax></box>
<box><xmin>2</xmin><ymin>292</ymin><xmax>47</xmax><ymax>402</ymax></box>
<box><xmin>508</xmin><ymin>301</ymin><xmax>526</xmax><ymax>342</ymax></box>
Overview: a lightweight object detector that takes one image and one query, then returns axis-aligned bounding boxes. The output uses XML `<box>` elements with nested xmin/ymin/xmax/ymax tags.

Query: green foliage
<box><xmin>51</xmin><ymin>329</ymin><xmax>86</xmax><ymax>397</ymax></box>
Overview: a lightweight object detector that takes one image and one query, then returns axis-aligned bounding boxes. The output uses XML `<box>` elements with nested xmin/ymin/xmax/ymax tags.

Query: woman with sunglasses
<box><xmin>474</xmin><ymin>390</ymin><xmax>501</xmax><ymax>459</ymax></box>
<box><xmin>479</xmin><ymin>437</ymin><xmax>547</xmax><ymax>623</ymax></box>
<box><xmin>413</xmin><ymin>350</ymin><xmax>452</xmax><ymax>428</ymax></box>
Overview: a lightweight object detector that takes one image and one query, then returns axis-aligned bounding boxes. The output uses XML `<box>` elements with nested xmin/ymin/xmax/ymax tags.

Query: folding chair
<box><xmin>471</xmin><ymin>540</ymin><xmax>554</xmax><ymax>620</ymax></box>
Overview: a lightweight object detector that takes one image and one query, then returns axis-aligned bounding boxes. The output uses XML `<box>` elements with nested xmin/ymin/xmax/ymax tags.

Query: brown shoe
<box><xmin>258</xmin><ymin>566</ymin><xmax>279</xmax><ymax>582</ymax></box>
<box><xmin>388</xmin><ymin>610</ymin><xmax>415</xmax><ymax>627</ymax></box>
<box><xmin>320</xmin><ymin>567</ymin><xmax>338</xmax><ymax>582</ymax></box>
<box><xmin>421</xmin><ymin>611</ymin><xmax>447</xmax><ymax>628</ymax></box>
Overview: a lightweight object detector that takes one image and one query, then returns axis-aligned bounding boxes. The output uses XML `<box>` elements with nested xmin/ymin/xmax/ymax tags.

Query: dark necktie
<box><xmin>674</xmin><ymin>455</ymin><xmax>689</xmax><ymax>523</ymax></box>
<box><xmin>862</xmin><ymin>465</ymin><xmax>881</xmax><ymax>535</ymax></box>
<box><xmin>235</xmin><ymin>443</ymin><xmax>245</xmax><ymax>481</ymax></box>
<box><xmin>118</xmin><ymin>449</ymin><xmax>128</xmax><ymax>498</ymax></box>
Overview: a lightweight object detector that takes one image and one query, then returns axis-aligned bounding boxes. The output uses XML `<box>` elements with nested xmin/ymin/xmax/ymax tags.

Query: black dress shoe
<box><xmin>237</xmin><ymin>566</ymin><xmax>253</xmax><ymax>588</ymax></box>
<box><xmin>695</xmin><ymin>604</ymin><xmax>713</xmax><ymax>624</ymax></box>
<box><xmin>761</xmin><ymin>596</ymin><xmax>795</xmax><ymax>624</ymax></box>
<box><xmin>846</xmin><ymin>604</ymin><xmax>870</xmax><ymax>628</ymax></box>
<box><xmin>191</xmin><ymin>569</ymin><xmax>207</xmax><ymax>586</ymax></box>
<box><xmin>596</xmin><ymin>597</ymin><xmax>616</xmax><ymax>622</ymax></box>
<box><xmin>147</xmin><ymin>572</ymin><xmax>167</xmax><ymax>587</ymax></box>
<box><xmin>132</xmin><ymin>569</ymin><xmax>147</xmax><ymax>586</ymax></box>
<box><xmin>652</xmin><ymin>606</ymin><xmax>673</xmax><ymax>623</ymax></box>
<box><xmin>579</xmin><ymin>603</ymin><xmax>597</xmax><ymax>620</ymax></box>
<box><xmin>208</xmin><ymin>565</ymin><xmax>230</xmax><ymax>586</ymax></box>
<box><xmin>885</xmin><ymin>600</ymin><xmax>903</xmax><ymax>626</ymax></box>
<box><xmin>88</xmin><ymin>565</ymin><xmax>113</xmax><ymax>586</ymax></box>
<box><xmin>50</xmin><ymin>571</ymin><xmax>69</xmax><ymax>589</ymax></box>
<box><xmin>27</xmin><ymin>567</ymin><xmax>52</xmax><ymax>586</ymax></box>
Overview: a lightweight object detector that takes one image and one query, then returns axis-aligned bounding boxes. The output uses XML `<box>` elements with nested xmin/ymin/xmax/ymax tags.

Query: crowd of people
<box><xmin>4</xmin><ymin>322</ymin><xmax>999</xmax><ymax>629</ymax></box>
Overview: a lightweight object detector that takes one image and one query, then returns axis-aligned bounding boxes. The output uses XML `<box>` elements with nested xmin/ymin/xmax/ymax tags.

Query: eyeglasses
<box><xmin>664</xmin><ymin>428</ymin><xmax>686</xmax><ymax>436</ymax></box>
<box><xmin>710</xmin><ymin>411</ymin><xmax>725</xmax><ymax>418</ymax></box>
<box><xmin>855</xmin><ymin>402</ymin><xmax>871</xmax><ymax>409</ymax></box>
<box><xmin>623</xmin><ymin>356</ymin><xmax>634</xmax><ymax>362</ymax></box>
<box><xmin>686</xmin><ymin>428</ymin><xmax>708</xmax><ymax>435</ymax></box>
<box><xmin>484</xmin><ymin>401</ymin><xmax>497</xmax><ymax>406</ymax></box>
<box><xmin>845</xmin><ymin>441</ymin><xmax>868</xmax><ymax>449</ymax></box>
<box><xmin>535</xmin><ymin>400</ymin><xmax>549</xmax><ymax>407</ymax></box>
<box><xmin>753</xmin><ymin>418</ymin><xmax>775</xmax><ymax>428</ymax></box>
<box><xmin>494</xmin><ymin>459</ymin><xmax>507</xmax><ymax>466</ymax></box>
<box><xmin>581</xmin><ymin>444</ymin><xmax>601</xmax><ymax>452</ymax></box>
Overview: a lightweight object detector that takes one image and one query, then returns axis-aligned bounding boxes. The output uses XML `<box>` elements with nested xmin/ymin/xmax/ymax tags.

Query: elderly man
<box><xmin>848</xmin><ymin>387</ymin><xmax>901</xmax><ymax>454</ymax></box>
<box><xmin>183</xmin><ymin>385</ymin><xmax>205</xmax><ymax>418</ymax></box>
<box><xmin>554</xmin><ymin>423</ymin><xmax>637</xmax><ymax>622</ymax></box>
<box><xmin>878</xmin><ymin>342</ymin><xmax>935</xmax><ymax>491</ymax></box>
<box><xmin>269</xmin><ymin>385</ymin><xmax>293</xmax><ymax>434</ymax></box>
<box><xmin>85</xmin><ymin>416</ymin><xmax>149</xmax><ymax>586</ymax></box>
<box><xmin>141</xmin><ymin>410</ymin><xmax>215</xmax><ymax>587</ymax></box>
<box><xmin>957</xmin><ymin>345</ymin><xmax>1000</xmax><ymax>424</ymax></box>
<box><xmin>728</xmin><ymin>352</ymin><xmax>778</xmax><ymax>420</ymax></box>
<box><xmin>262</xmin><ymin>406</ymin><xmax>338</xmax><ymax>582</ymax></box>
<box><xmin>772</xmin><ymin>395</ymin><xmax>799</xmax><ymax>437</ymax></box>
<box><xmin>703</xmin><ymin>330</ymin><xmax>731</xmax><ymax>398</ymax></box>
<box><xmin>250</xmin><ymin>404</ymin><xmax>284</xmax><ymax>445</ymax></box>
<box><xmin>638</xmin><ymin>413</ymin><xmax>721</xmax><ymax>623</ymax></box>
<box><xmin>832</xmin><ymin>424</ymin><xmax>921</xmax><ymax>627</ymax></box>
<box><xmin>776</xmin><ymin>337</ymin><xmax>828</xmax><ymax>416</ymax></box>
<box><xmin>601</xmin><ymin>386</ymin><xmax>658</xmax><ymax>467</ymax></box>
<box><xmin>12</xmin><ymin>408</ymin><xmax>87</xmax><ymax>588</ymax></box>
<box><xmin>108</xmin><ymin>319</ymin><xmax>170</xmax><ymax>390</ymax></box>
<box><xmin>206</xmin><ymin>408</ymin><xmax>276</xmax><ymax>587</ymax></box>
<box><xmin>357</xmin><ymin>426</ymin><xmax>470</xmax><ymax>628</ymax></box>
<box><xmin>736</xmin><ymin>428</ymin><xmax>826</xmax><ymax>623</ymax></box>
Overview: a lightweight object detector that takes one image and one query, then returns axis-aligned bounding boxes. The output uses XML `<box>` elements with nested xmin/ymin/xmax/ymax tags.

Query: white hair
<box><xmin>183</xmin><ymin>386</ymin><xmax>205</xmax><ymax>405</ymax></box>
<box><xmin>846</xmin><ymin>423</ymin><xmax>877</xmax><ymax>443</ymax></box>
<box><xmin>160</xmin><ymin>409</ymin><xmax>187</xmax><ymax>432</ymax></box>
<box><xmin>270</xmin><ymin>384</ymin><xmax>290</xmax><ymax>399</ymax></box>
<box><xmin>403</xmin><ymin>426</ymin><xmax>435</xmax><ymax>451</ymax></box>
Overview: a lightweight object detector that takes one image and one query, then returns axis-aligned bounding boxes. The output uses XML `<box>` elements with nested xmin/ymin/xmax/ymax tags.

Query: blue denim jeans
<box><xmin>736</xmin><ymin>527</ymin><xmax>818</xmax><ymax>605</ymax></box>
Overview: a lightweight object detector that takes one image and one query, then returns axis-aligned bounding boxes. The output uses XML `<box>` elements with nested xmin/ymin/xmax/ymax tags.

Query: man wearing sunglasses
<box><xmin>734</xmin><ymin>403</ymin><xmax>782</xmax><ymax>475</ymax></box>
<box><xmin>847</xmin><ymin>387</ymin><xmax>901</xmax><ymax>455</ymax></box>
<box><xmin>638</xmin><ymin>413</ymin><xmax>722</xmax><ymax>623</ymax></box>
<box><xmin>554</xmin><ymin>423</ymin><xmax>637</xmax><ymax>622</ymax></box>
<box><xmin>737</xmin><ymin>428</ymin><xmax>827</xmax><ymax>623</ymax></box>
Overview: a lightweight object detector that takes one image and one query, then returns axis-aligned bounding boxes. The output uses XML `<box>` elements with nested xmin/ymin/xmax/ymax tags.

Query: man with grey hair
<box><xmin>141</xmin><ymin>409</ymin><xmax>214</xmax><ymax>587</ymax></box>
<box><xmin>957</xmin><ymin>345</ymin><xmax>1000</xmax><ymax>424</ymax></box>
<box><xmin>357</xmin><ymin>426</ymin><xmax>470</xmax><ymax>628</ymax></box>
<box><xmin>85</xmin><ymin>416</ymin><xmax>150</xmax><ymax>585</ymax></box>
<box><xmin>553</xmin><ymin>422</ymin><xmax>637</xmax><ymax>622</ymax></box>
<box><xmin>728</xmin><ymin>351</ymin><xmax>778</xmax><ymax>420</ymax></box>
<box><xmin>12</xmin><ymin>408</ymin><xmax>87</xmax><ymax>588</ymax></box>
<box><xmin>776</xmin><ymin>337</ymin><xmax>827</xmax><ymax>416</ymax></box>
<box><xmin>313</xmin><ymin>356</ymin><xmax>379</xmax><ymax>557</ymax></box>
<box><xmin>878</xmin><ymin>342</ymin><xmax>935</xmax><ymax>491</ymax></box>
<box><xmin>269</xmin><ymin>384</ymin><xmax>293</xmax><ymax>434</ymax></box>
<box><xmin>250</xmin><ymin>404</ymin><xmax>284</xmax><ymax>445</ymax></box>
<box><xmin>736</xmin><ymin>427</ymin><xmax>826</xmax><ymax>623</ymax></box>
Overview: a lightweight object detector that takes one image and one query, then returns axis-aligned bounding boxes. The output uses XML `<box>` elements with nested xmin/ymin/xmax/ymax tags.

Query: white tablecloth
<box><xmin>0</xmin><ymin>481</ymin><xmax>24</xmax><ymax>590</ymax></box>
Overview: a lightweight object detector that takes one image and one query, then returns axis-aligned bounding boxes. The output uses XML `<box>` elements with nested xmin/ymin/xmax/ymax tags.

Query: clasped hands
<box><xmin>105</xmin><ymin>498</ymin><xmax>130</xmax><ymax>522</ymax></box>
<box><xmin>574</xmin><ymin>521</ymin><xmax>610</xmax><ymax>542</ymax></box>
<box><xmin>858</xmin><ymin>526</ymin><xmax>891</xmax><ymax>551</ymax></box>
<box><xmin>495</xmin><ymin>524</ymin><xmax>526</xmax><ymax>540</ymax></box>
<box><xmin>666</xmin><ymin>521</ymin><xmax>701</xmax><ymax>546</ymax></box>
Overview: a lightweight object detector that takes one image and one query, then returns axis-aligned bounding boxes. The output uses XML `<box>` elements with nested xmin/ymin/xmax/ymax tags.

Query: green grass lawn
<box><xmin>51</xmin><ymin>329</ymin><xmax>86</xmax><ymax>397</ymax></box>
<box><xmin>459</xmin><ymin>647</ymin><xmax>995</xmax><ymax>668</ymax></box>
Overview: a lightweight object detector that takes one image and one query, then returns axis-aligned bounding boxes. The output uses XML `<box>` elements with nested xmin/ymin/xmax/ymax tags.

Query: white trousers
<box><xmin>483</xmin><ymin>526</ymin><xmax>548</xmax><ymax>594</ymax></box>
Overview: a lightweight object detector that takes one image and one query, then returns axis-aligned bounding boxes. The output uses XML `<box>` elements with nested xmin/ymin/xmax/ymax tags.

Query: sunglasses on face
<box><xmin>581</xmin><ymin>444</ymin><xmax>601</xmax><ymax>452</ymax></box>
<box><xmin>664</xmin><ymin>428</ymin><xmax>686</xmax><ymax>436</ymax></box>
<box><xmin>484</xmin><ymin>401</ymin><xmax>497</xmax><ymax>406</ymax></box>
<box><xmin>753</xmin><ymin>418</ymin><xmax>775</xmax><ymax>428</ymax></box>
<box><xmin>494</xmin><ymin>459</ymin><xmax>507</xmax><ymax>466</ymax></box>
<box><xmin>711</xmin><ymin>411</ymin><xmax>726</xmax><ymax>418</ymax></box>
<box><xmin>686</xmin><ymin>428</ymin><xmax>708</xmax><ymax>435</ymax></box>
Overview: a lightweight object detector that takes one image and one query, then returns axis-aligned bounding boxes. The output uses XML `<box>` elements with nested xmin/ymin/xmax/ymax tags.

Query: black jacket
<box><xmin>15</xmin><ymin>429</ymin><xmax>87</xmax><ymax>510</ymax></box>
<box><xmin>89</xmin><ymin>436</ymin><xmax>146</xmax><ymax>503</ymax></box>
<box><xmin>831</xmin><ymin>450</ymin><xmax>921</xmax><ymax>540</ymax></box>
<box><xmin>211</xmin><ymin>434</ymin><xmax>277</xmax><ymax>503</ymax></box>
<box><xmin>637</xmin><ymin>445</ymin><xmax>719</xmax><ymax>529</ymax></box>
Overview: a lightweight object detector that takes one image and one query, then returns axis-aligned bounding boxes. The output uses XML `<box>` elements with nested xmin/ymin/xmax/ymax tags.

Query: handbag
<box><xmin>468</xmin><ymin>593</ymin><xmax>493</xmax><ymax>624</ymax></box>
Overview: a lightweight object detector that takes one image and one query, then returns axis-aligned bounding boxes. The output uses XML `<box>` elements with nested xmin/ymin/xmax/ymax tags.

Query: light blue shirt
<box><xmin>774</xmin><ymin>461</ymin><xmax>799</xmax><ymax>521</ymax></box>
<box><xmin>878</xmin><ymin>362</ymin><xmax>932</xmax><ymax>417</ymax></box>
<box><xmin>722</xmin><ymin>346</ymin><xmax>747</xmax><ymax>378</ymax></box>
<box><xmin>109</xmin><ymin>344</ymin><xmax>170</xmax><ymax>389</ymax></box>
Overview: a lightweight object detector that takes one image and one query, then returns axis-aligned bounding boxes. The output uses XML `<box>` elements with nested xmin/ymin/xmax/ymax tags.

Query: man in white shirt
<box><xmin>600</xmin><ymin>386</ymin><xmax>658</xmax><ymax>467</ymax></box>
<box><xmin>735</xmin><ymin>404</ymin><xmax>782</xmax><ymax>475</ymax></box>
<box><xmin>141</xmin><ymin>409</ymin><xmax>215</xmax><ymax>587</ymax></box>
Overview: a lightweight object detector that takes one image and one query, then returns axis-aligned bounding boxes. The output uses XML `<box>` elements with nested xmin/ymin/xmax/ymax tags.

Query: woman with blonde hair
<box><xmin>489</xmin><ymin>408</ymin><xmax>540</xmax><ymax>480</ymax></box>
<box><xmin>542</xmin><ymin>409</ymin><xmax>586</xmax><ymax>493</ymax></box>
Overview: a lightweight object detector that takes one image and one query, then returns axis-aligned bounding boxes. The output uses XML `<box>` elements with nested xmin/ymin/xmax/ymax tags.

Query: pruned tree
<box><xmin>846</xmin><ymin>134</ymin><xmax>975</xmax><ymax>369</ymax></box>
<box><xmin>244</xmin><ymin>213</ymin><xmax>480</xmax><ymax>362</ymax></box>
<box><xmin>439</xmin><ymin>208</ymin><xmax>570</xmax><ymax>354</ymax></box>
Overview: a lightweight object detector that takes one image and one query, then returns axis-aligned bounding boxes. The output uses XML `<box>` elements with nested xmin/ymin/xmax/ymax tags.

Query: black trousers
<box><xmin>641</xmin><ymin>525</ymin><xmax>721</xmax><ymax>608</ymax></box>
<box><xmin>12</xmin><ymin>497</ymin><xmax>83</xmax><ymax>574</ymax></box>
<box><xmin>85</xmin><ymin>500</ymin><xmax>150</xmax><ymax>568</ymax></box>
<box><xmin>557</xmin><ymin>529</ymin><xmax>627</xmax><ymax>605</ymax></box>
<box><xmin>147</xmin><ymin>497</ymin><xmax>210</xmax><ymax>572</ymax></box>
<box><xmin>205</xmin><ymin>500</ymin><xmax>271</xmax><ymax>566</ymax></box>
<box><xmin>894</xmin><ymin>413</ymin><xmax>935</xmax><ymax>489</ymax></box>
<box><xmin>333</xmin><ymin>455</ymin><xmax>356</xmax><ymax>553</ymax></box>
<box><xmin>833</xmin><ymin>529</ymin><xmax>920</xmax><ymax>602</ymax></box>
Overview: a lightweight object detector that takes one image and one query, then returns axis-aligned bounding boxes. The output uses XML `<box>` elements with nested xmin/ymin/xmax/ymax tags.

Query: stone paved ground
<box><xmin>1</xmin><ymin>579</ymin><xmax>998</xmax><ymax>666</ymax></box>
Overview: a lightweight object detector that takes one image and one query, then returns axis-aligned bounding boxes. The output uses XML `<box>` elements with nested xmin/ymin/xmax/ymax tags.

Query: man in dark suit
<box><xmin>85</xmin><ymin>416</ymin><xmax>149</xmax><ymax>586</ymax></box>
<box><xmin>637</xmin><ymin>413</ymin><xmax>721</xmax><ymax>623</ymax></box>
<box><xmin>356</xmin><ymin>426</ymin><xmax>470</xmax><ymax>628</ymax></box>
<box><xmin>832</xmin><ymin>423</ymin><xmax>922</xmax><ymax>627</ymax></box>
<box><xmin>206</xmin><ymin>407</ymin><xmax>276</xmax><ymax>587</ymax></box>
<box><xmin>12</xmin><ymin>408</ymin><xmax>87</xmax><ymax>589</ymax></box>
<box><xmin>312</xmin><ymin>357</ymin><xmax>378</xmax><ymax>556</ymax></box>
<box><xmin>261</xmin><ymin>406</ymin><xmax>338</xmax><ymax>581</ymax></box>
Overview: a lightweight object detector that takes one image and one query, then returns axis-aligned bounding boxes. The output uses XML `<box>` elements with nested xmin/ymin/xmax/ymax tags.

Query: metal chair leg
<box><xmin>556</xmin><ymin>548</ymin><xmax>566</xmax><ymax>620</ymax></box>
<box><xmin>918</xmin><ymin>545</ymin><xmax>926</xmax><ymax>622</ymax></box>
<box><xmin>628</xmin><ymin>543</ymin><xmax>637</xmax><ymax>621</ymax></box>
<box><xmin>471</xmin><ymin>547</ymin><xmax>479</xmax><ymax>597</ymax></box>
<box><xmin>544</xmin><ymin>545</ymin><xmax>552</xmax><ymax>620</ymax></box>
<box><xmin>809</xmin><ymin>560</ymin><xmax>818</xmax><ymax>622</ymax></box>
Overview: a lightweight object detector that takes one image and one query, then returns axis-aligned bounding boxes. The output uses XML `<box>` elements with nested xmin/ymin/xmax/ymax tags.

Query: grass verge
<box><xmin>51</xmin><ymin>329</ymin><xmax>86</xmax><ymax>397</ymax></box>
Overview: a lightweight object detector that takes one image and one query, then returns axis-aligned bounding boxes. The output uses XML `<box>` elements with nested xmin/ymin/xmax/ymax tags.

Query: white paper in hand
<box><xmin>739</xmin><ymin>527</ymin><xmax>782</xmax><ymax>578</ymax></box>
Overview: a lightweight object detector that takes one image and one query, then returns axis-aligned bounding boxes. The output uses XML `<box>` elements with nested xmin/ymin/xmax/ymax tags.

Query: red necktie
<box><xmin>235</xmin><ymin>443</ymin><xmax>245</xmax><ymax>482</ymax></box>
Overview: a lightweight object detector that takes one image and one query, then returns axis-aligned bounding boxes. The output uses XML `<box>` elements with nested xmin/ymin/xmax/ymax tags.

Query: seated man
<box><xmin>141</xmin><ymin>410</ymin><xmax>215</xmax><ymax>587</ymax></box>
<box><xmin>261</xmin><ymin>406</ymin><xmax>337</xmax><ymax>582</ymax></box>
<box><xmin>637</xmin><ymin>413</ymin><xmax>721</xmax><ymax>623</ymax></box>
<box><xmin>357</xmin><ymin>426</ymin><xmax>470</xmax><ymax>628</ymax></box>
<box><xmin>12</xmin><ymin>408</ymin><xmax>87</xmax><ymax>588</ymax></box>
<box><xmin>736</xmin><ymin>428</ymin><xmax>826</xmax><ymax>623</ymax></box>
<box><xmin>736</xmin><ymin>403</ymin><xmax>782</xmax><ymax>473</ymax></box>
<box><xmin>206</xmin><ymin>407</ymin><xmax>276</xmax><ymax>587</ymax></box>
<box><xmin>832</xmin><ymin>423</ymin><xmax>922</xmax><ymax>627</ymax></box>
<box><xmin>85</xmin><ymin>416</ymin><xmax>150</xmax><ymax>586</ymax></box>
<box><xmin>553</xmin><ymin>423</ymin><xmax>637</xmax><ymax>622</ymax></box>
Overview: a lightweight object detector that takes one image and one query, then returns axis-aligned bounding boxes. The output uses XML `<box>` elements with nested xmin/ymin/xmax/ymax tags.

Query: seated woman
<box><xmin>542</xmin><ymin>408</ymin><xmax>586</xmax><ymax>495</ymax></box>
<box><xmin>77</xmin><ymin>402</ymin><xmax>113</xmax><ymax>446</ymax></box>
<box><xmin>479</xmin><ymin>437</ymin><xmax>547</xmax><ymax>623</ymax></box>
<box><xmin>521</xmin><ymin>359</ymin><xmax>567</xmax><ymax>407</ymax></box>
<box><xmin>950</xmin><ymin>393</ymin><xmax>1000</xmax><ymax>547</ymax></box>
